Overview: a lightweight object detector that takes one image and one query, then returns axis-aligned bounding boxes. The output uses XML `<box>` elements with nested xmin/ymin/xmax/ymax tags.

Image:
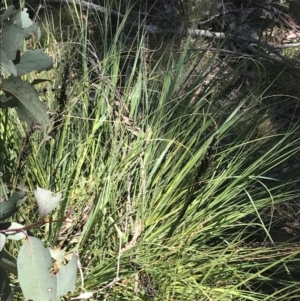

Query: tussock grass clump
<box><xmin>2</xmin><ymin>1</ymin><xmax>300</xmax><ymax>300</ymax></box>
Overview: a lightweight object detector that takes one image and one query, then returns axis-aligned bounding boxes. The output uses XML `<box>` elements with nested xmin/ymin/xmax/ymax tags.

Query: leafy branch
<box><xmin>0</xmin><ymin>6</ymin><xmax>78</xmax><ymax>300</ymax></box>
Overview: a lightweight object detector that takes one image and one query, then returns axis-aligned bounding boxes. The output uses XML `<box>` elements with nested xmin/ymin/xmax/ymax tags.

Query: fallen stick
<box><xmin>43</xmin><ymin>0</ymin><xmax>163</xmax><ymax>35</ymax></box>
<box><xmin>44</xmin><ymin>0</ymin><xmax>124</xmax><ymax>19</ymax></box>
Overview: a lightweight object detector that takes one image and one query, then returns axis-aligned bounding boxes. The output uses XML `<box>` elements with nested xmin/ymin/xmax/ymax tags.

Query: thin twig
<box><xmin>271</xmin><ymin>42</ymin><xmax>300</xmax><ymax>49</ymax></box>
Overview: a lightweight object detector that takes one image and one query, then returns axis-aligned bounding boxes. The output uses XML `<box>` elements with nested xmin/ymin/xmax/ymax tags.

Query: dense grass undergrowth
<box><xmin>2</xmin><ymin>1</ymin><xmax>300</xmax><ymax>300</ymax></box>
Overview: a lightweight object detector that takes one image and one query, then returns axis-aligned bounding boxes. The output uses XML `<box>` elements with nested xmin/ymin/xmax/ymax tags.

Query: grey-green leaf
<box><xmin>0</xmin><ymin>76</ymin><xmax>53</xmax><ymax>135</ymax></box>
<box><xmin>18</xmin><ymin>237</ymin><xmax>57</xmax><ymax>301</ymax></box>
<box><xmin>49</xmin><ymin>248</ymin><xmax>65</xmax><ymax>266</ymax></box>
<box><xmin>0</xmin><ymin>49</ymin><xmax>17</xmax><ymax>76</ymax></box>
<box><xmin>0</xmin><ymin>6</ymin><xmax>15</xmax><ymax>24</ymax></box>
<box><xmin>0</xmin><ymin>191</ymin><xmax>25</xmax><ymax>221</ymax></box>
<box><xmin>34</xmin><ymin>186</ymin><xmax>62</xmax><ymax>218</ymax></box>
<box><xmin>1</xmin><ymin>21</ymin><xmax>38</xmax><ymax>60</ymax></box>
<box><xmin>0</xmin><ymin>248</ymin><xmax>17</xmax><ymax>275</ymax></box>
<box><xmin>17</xmin><ymin>8</ymin><xmax>33</xmax><ymax>29</ymax></box>
<box><xmin>4</xmin><ymin>222</ymin><xmax>27</xmax><ymax>241</ymax></box>
<box><xmin>56</xmin><ymin>253</ymin><xmax>78</xmax><ymax>297</ymax></box>
<box><xmin>14</xmin><ymin>49</ymin><xmax>53</xmax><ymax>76</ymax></box>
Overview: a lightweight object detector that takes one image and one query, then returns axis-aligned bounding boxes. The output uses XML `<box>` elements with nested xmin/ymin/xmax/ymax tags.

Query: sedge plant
<box><xmin>2</xmin><ymin>1</ymin><xmax>300</xmax><ymax>301</ymax></box>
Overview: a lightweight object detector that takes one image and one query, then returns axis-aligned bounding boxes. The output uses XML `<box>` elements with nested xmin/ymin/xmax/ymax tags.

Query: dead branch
<box><xmin>43</xmin><ymin>0</ymin><xmax>160</xmax><ymax>35</ymax></box>
<box><xmin>44</xmin><ymin>0</ymin><xmax>124</xmax><ymax>19</ymax></box>
<box><xmin>187</xmin><ymin>29</ymin><xmax>226</xmax><ymax>39</ymax></box>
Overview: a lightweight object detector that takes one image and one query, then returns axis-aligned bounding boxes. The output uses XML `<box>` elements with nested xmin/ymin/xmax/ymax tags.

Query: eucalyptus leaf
<box><xmin>3</xmin><ymin>222</ymin><xmax>27</xmax><ymax>241</ymax></box>
<box><xmin>1</xmin><ymin>21</ymin><xmax>38</xmax><ymax>60</ymax></box>
<box><xmin>56</xmin><ymin>253</ymin><xmax>78</xmax><ymax>297</ymax></box>
<box><xmin>0</xmin><ymin>248</ymin><xmax>17</xmax><ymax>275</ymax></box>
<box><xmin>18</xmin><ymin>237</ymin><xmax>57</xmax><ymax>301</ymax></box>
<box><xmin>0</xmin><ymin>191</ymin><xmax>25</xmax><ymax>221</ymax></box>
<box><xmin>0</xmin><ymin>49</ymin><xmax>17</xmax><ymax>76</ymax></box>
<box><xmin>34</xmin><ymin>186</ymin><xmax>62</xmax><ymax>218</ymax></box>
<box><xmin>14</xmin><ymin>49</ymin><xmax>53</xmax><ymax>76</ymax></box>
<box><xmin>0</xmin><ymin>76</ymin><xmax>53</xmax><ymax>136</ymax></box>
<box><xmin>49</xmin><ymin>247</ymin><xmax>65</xmax><ymax>268</ymax></box>
<box><xmin>17</xmin><ymin>9</ymin><xmax>33</xmax><ymax>28</ymax></box>
<box><xmin>0</xmin><ymin>6</ymin><xmax>15</xmax><ymax>24</ymax></box>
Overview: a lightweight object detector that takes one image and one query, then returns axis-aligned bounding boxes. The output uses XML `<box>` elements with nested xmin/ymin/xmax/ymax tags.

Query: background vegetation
<box><xmin>2</xmin><ymin>0</ymin><xmax>300</xmax><ymax>300</ymax></box>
